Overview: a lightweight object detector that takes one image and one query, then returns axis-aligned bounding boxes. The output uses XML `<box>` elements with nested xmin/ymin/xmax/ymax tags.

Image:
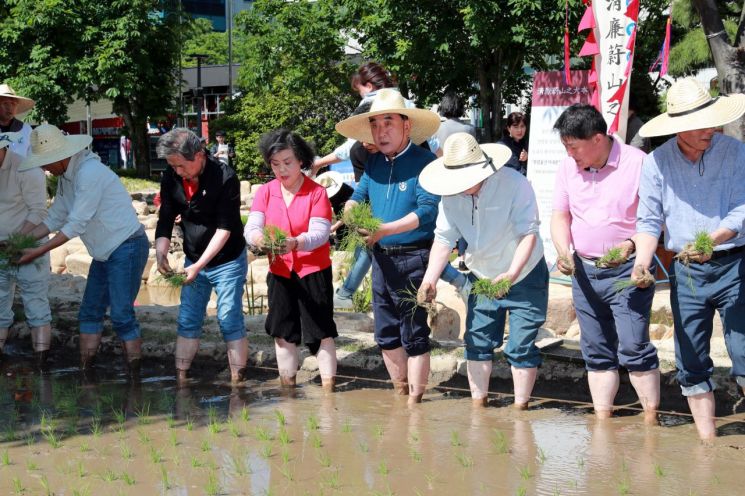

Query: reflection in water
<box><xmin>0</xmin><ymin>359</ymin><xmax>744</xmax><ymax>495</ymax></box>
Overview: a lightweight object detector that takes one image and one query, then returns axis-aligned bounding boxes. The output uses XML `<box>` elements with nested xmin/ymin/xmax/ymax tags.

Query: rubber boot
<box><xmin>122</xmin><ymin>338</ymin><xmax>143</xmax><ymax>382</ymax></box>
<box><xmin>79</xmin><ymin>333</ymin><xmax>102</xmax><ymax>373</ymax></box>
<box><xmin>317</xmin><ymin>337</ymin><xmax>337</xmax><ymax>392</ymax></box>
<box><xmin>382</xmin><ymin>347</ymin><xmax>408</xmax><ymax>396</ymax></box>
<box><xmin>227</xmin><ymin>337</ymin><xmax>249</xmax><ymax>384</ymax></box>
<box><xmin>688</xmin><ymin>391</ymin><xmax>717</xmax><ymax>441</ymax></box>
<box><xmin>0</xmin><ymin>327</ymin><xmax>8</xmax><ymax>362</ymax></box>
<box><xmin>629</xmin><ymin>369</ymin><xmax>660</xmax><ymax>425</ymax></box>
<box><xmin>512</xmin><ymin>366</ymin><xmax>538</xmax><ymax>410</ymax></box>
<box><xmin>467</xmin><ymin>360</ymin><xmax>492</xmax><ymax>408</ymax></box>
<box><xmin>175</xmin><ymin>336</ymin><xmax>200</xmax><ymax>387</ymax></box>
<box><xmin>275</xmin><ymin>338</ymin><xmax>299</xmax><ymax>387</ymax></box>
<box><xmin>588</xmin><ymin>369</ymin><xmax>620</xmax><ymax>419</ymax></box>
<box><xmin>407</xmin><ymin>353</ymin><xmax>430</xmax><ymax>405</ymax></box>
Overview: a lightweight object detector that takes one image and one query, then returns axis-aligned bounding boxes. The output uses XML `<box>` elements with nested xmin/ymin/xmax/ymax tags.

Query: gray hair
<box><xmin>156</xmin><ymin>128</ymin><xmax>203</xmax><ymax>161</ymax></box>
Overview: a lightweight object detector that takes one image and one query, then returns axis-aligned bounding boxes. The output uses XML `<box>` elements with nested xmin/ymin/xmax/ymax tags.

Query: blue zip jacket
<box><xmin>351</xmin><ymin>142</ymin><xmax>439</xmax><ymax>246</ymax></box>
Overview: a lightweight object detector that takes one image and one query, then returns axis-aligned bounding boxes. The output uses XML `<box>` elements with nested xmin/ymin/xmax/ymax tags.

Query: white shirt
<box><xmin>8</xmin><ymin>122</ymin><xmax>31</xmax><ymax>157</ymax></box>
<box><xmin>434</xmin><ymin>168</ymin><xmax>544</xmax><ymax>284</ymax></box>
<box><xmin>44</xmin><ymin>150</ymin><xmax>142</xmax><ymax>261</ymax></box>
<box><xmin>0</xmin><ymin>149</ymin><xmax>47</xmax><ymax>241</ymax></box>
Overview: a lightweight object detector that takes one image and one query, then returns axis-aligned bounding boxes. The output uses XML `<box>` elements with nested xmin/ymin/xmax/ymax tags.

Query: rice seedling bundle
<box><xmin>262</xmin><ymin>225</ymin><xmax>289</xmax><ymax>255</ymax></box>
<box><xmin>675</xmin><ymin>231</ymin><xmax>714</xmax><ymax>266</ymax></box>
<box><xmin>557</xmin><ymin>254</ymin><xmax>575</xmax><ymax>276</ymax></box>
<box><xmin>595</xmin><ymin>246</ymin><xmax>627</xmax><ymax>269</ymax></box>
<box><xmin>0</xmin><ymin>233</ymin><xmax>38</xmax><ymax>270</ymax></box>
<box><xmin>339</xmin><ymin>202</ymin><xmax>382</xmax><ymax>253</ymax></box>
<box><xmin>471</xmin><ymin>278</ymin><xmax>511</xmax><ymax>300</ymax></box>
<box><xmin>162</xmin><ymin>271</ymin><xmax>187</xmax><ymax>288</ymax></box>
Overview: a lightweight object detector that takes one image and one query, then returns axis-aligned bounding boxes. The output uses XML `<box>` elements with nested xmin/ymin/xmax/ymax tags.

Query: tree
<box><xmin>0</xmin><ymin>0</ymin><xmax>184</xmax><ymax>176</ymax></box>
<box><xmin>336</xmin><ymin>0</ymin><xmax>585</xmax><ymax>141</ymax></box>
<box><xmin>668</xmin><ymin>0</ymin><xmax>745</xmax><ymax>139</ymax></box>
<box><xmin>182</xmin><ymin>18</ymin><xmax>229</xmax><ymax>67</ymax></box>
<box><xmin>218</xmin><ymin>0</ymin><xmax>357</xmax><ymax>178</ymax></box>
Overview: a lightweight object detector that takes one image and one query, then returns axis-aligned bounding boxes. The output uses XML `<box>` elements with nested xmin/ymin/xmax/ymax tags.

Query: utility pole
<box><xmin>227</xmin><ymin>0</ymin><xmax>233</xmax><ymax>99</ymax></box>
<box><xmin>191</xmin><ymin>54</ymin><xmax>209</xmax><ymax>138</ymax></box>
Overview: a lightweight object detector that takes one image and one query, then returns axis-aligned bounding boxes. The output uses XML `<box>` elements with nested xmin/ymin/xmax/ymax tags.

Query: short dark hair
<box><xmin>258</xmin><ymin>129</ymin><xmax>315</xmax><ymax>170</ymax></box>
<box><xmin>351</xmin><ymin>62</ymin><xmax>395</xmax><ymax>92</ymax></box>
<box><xmin>502</xmin><ymin>112</ymin><xmax>527</xmax><ymax>137</ymax></box>
<box><xmin>553</xmin><ymin>104</ymin><xmax>607</xmax><ymax>139</ymax></box>
<box><xmin>351</xmin><ymin>101</ymin><xmax>372</xmax><ymax>116</ymax></box>
<box><xmin>215</xmin><ymin>130</ymin><xmax>226</xmax><ymax>137</ymax></box>
<box><xmin>440</xmin><ymin>92</ymin><xmax>465</xmax><ymax>119</ymax></box>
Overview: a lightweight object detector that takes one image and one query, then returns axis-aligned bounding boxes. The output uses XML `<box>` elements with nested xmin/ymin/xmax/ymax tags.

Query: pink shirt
<box><xmin>250</xmin><ymin>176</ymin><xmax>332</xmax><ymax>278</ymax></box>
<box><xmin>552</xmin><ymin>138</ymin><xmax>646</xmax><ymax>258</ymax></box>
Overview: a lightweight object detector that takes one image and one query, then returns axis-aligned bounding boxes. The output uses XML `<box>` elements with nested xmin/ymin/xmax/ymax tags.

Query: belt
<box><xmin>374</xmin><ymin>239</ymin><xmax>432</xmax><ymax>255</ymax></box>
<box><xmin>677</xmin><ymin>244</ymin><xmax>745</xmax><ymax>262</ymax></box>
<box><xmin>576</xmin><ymin>253</ymin><xmax>635</xmax><ymax>267</ymax></box>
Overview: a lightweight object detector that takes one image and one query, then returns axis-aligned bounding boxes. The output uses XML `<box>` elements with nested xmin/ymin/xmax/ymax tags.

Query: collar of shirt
<box><xmin>583</xmin><ymin>137</ymin><xmax>621</xmax><ymax>172</ymax></box>
<box><xmin>383</xmin><ymin>140</ymin><xmax>413</xmax><ymax>162</ymax></box>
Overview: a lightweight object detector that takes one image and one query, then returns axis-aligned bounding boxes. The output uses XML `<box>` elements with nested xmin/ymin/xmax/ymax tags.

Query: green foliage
<box><xmin>693</xmin><ymin>231</ymin><xmax>715</xmax><ymax>256</ymax></box>
<box><xmin>182</xmin><ymin>18</ymin><xmax>229</xmax><ymax>67</ymax></box>
<box><xmin>595</xmin><ymin>247</ymin><xmax>626</xmax><ymax>268</ymax></box>
<box><xmin>339</xmin><ymin>202</ymin><xmax>381</xmax><ymax>253</ymax></box>
<box><xmin>471</xmin><ymin>278</ymin><xmax>511</xmax><ymax>300</ymax></box>
<box><xmin>0</xmin><ymin>233</ymin><xmax>38</xmax><ymax>270</ymax></box>
<box><xmin>262</xmin><ymin>225</ymin><xmax>289</xmax><ymax>254</ymax></box>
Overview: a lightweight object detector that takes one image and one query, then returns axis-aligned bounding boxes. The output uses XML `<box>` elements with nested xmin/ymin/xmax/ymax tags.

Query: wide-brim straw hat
<box><xmin>419</xmin><ymin>132</ymin><xmax>512</xmax><ymax>196</ymax></box>
<box><xmin>0</xmin><ymin>132</ymin><xmax>21</xmax><ymax>151</ymax></box>
<box><xmin>640</xmin><ymin>78</ymin><xmax>745</xmax><ymax>137</ymax></box>
<box><xmin>0</xmin><ymin>84</ymin><xmax>35</xmax><ymax>115</ymax></box>
<box><xmin>314</xmin><ymin>170</ymin><xmax>345</xmax><ymax>198</ymax></box>
<box><xmin>335</xmin><ymin>88</ymin><xmax>440</xmax><ymax>145</ymax></box>
<box><xmin>19</xmin><ymin>124</ymin><xmax>92</xmax><ymax>171</ymax></box>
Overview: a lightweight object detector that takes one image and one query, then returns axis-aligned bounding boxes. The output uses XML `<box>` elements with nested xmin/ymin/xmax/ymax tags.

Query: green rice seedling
<box><xmin>577</xmin><ymin>456</ymin><xmax>585</xmax><ymax>469</ymax></box>
<box><xmin>450</xmin><ymin>430</ymin><xmax>462</xmax><ymax>447</ymax></box>
<box><xmin>396</xmin><ymin>285</ymin><xmax>437</xmax><ymax>322</ymax></box>
<box><xmin>654</xmin><ymin>463</ymin><xmax>665</xmax><ymax>478</ymax></box>
<box><xmin>42</xmin><ymin>427</ymin><xmax>62</xmax><ymax>448</ymax></box>
<box><xmin>77</xmin><ymin>461</ymin><xmax>86</xmax><ymax>478</ymax></box>
<box><xmin>260</xmin><ymin>443</ymin><xmax>273</xmax><ymax>459</ymax></box>
<box><xmin>40</xmin><ymin>474</ymin><xmax>51</xmax><ymax>496</ymax></box>
<box><xmin>26</xmin><ymin>460</ymin><xmax>38</xmax><ymax>471</ymax></box>
<box><xmin>274</xmin><ymin>409</ymin><xmax>286</xmax><ymax>427</ymax></box>
<box><xmin>137</xmin><ymin>429</ymin><xmax>151</xmax><ymax>444</ymax></box>
<box><xmin>595</xmin><ymin>246</ymin><xmax>627</xmax><ymax>268</ymax></box>
<box><xmin>12</xmin><ymin>477</ymin><xmax>24</xmax><ymax>495</ymax></box>
<box><xmin>134</xmin><ymin>402</ymin><xmax>151</xmax><ymax>425</ymax></box>
<box><xmin>112</xmin><ymin>407</ymin><xmax>126</xmax><ymax>428</ymax></box>
<box><xmin>72</xmin><ymin>487</ymin><xmax>91</xmax><ymax>496</ymax></box>
<box><xmin>277</xmin><ymin>427</ymin><xmax>290</xmax><ymax>446</ymax></box>
<box><xmin>166</xmin><ymin>414</ymin><xmax>176</xmax><ymax>429</ymax></box>
<box><xmin>519</xmin><ymin>465</ymin><xmax>533</xmax><ymax>480</ymax></box>
<box><xmin>410</xmin><ymin>431</ymin><xmax>420</xmax><ymax>443</ymax></box>
<box><xmin>538</xmin><ymin>448</ymin><xmax>547</xmax><ymax>464</ymax></box>
<box><xmin>160</xmin><ymin>465</ymin><xmax>171</xmax><ymax>490</ymax></box>
<box><xmin>454</xmin><ymin>451</ymin><xmax>473</xmax><ymax>468</ymax></box>
<box><xmin>120</xmin><ymin>443</ymin><xmax>133</xmax><ymax>460</ymax></box>
<box><xmin>2</xmin><ymin>424</ymin><xmax>17</xmax><ymax>442</ymax></box>
<box><xmin>121</xmin><ymin>472</ymin><xmax>135</xmax><ymax>486</ymax></box>
<box><xmin>278</xmin><ymin>462</ymin><xmax>294</xmax><ymax>482</ymax></box>
<box><xmin>262</xmin><ymin>225</ymin><xmax>290</xmax><ymax>255</ymax></box>
<box><xmin>200</xmin><ymin>439</ymin><xmax>211</xmax><ymax>452</ymax></box>
<box><xmin>230</xmin><ymin>454</ymin><xmax>251</xmax><ymax>476</ymax></box>
<box><xmin>339</xmin><ymin>202</ymin><xmax>382</xmax><ymax>253</ymax></box>
<box><xmin>516</xmin><ymin>487</ymin><xmax>527</xmax><ymax>496</ymax></box>
<box><xmin>377</xmin><ymin>459</ymin><xmax>390</xmax><ymax>476</ymax></box>
<box><xmin>90</xmin><ymin>417</ymin><xmax>102</xmax><ymax>438</ymax></box>
<box><xmin>169</xmin><ymin>430</ymin><xmax>178</xmax><ymax>447</ymax></box>
<box><xmin>254</xmin><ymin>424</ymin><xmax>272</xmax><ymax>441</ymax></box>
<box><xmin>191</xmin><ymin>456</ymin><xmax>205</xmax><ymax>468</ymax></box>
<box><xmin>101</xmin><ymin>469</ymin><xmax>119</xmax><ymax>482</ymax></box>
<box><xmin>280</xmin><ymin>447</ymin><xmax>290</xmax><ymax>465</ymax></box>
<box><xmin>492</xmin><ymin>429</ymin><xmax>508</xmax><ymax>454</ymax></box>
<box><xmin>185</xmin><ymin>416</ymin><xmax>194</xmax><ymax>431</ymax></box>
<box><xmin>1</xmin><ymin>449</ymin><xmax>10</xmax><ymax>466</ymax></box>
<box><xmin>162</xmin><ymin>271</ymin><xmax>187</xmax><ymax>288</ymax></box>
<box><xmin>0</xmin><ymin>233</ymin><xmax>38</xmax><ymax>269</ymax></box>
<box><xmin>410</xmin><ymin>448</ymin><xmax>422</xmax><ymax>463</ymax></box>
<box><xmin>306</xmin><ymin>414</ymin><xmax>320</xmax><ymax>432</ymax></box>
<box><xmin>208</xmin><ymin>419</ymin><xmax>222</xmax><ymax>435</ymax></box>
<box><xmin>23</xmin><ymin>432</ymin><xmax>34</xmax><ymax>448</ymax></box>
<box><xmin>79</xmin><ymin>440</ymin><xmax>91</xmax><ymax>453</ymax></box>
<box><xmin>205</xmin><ymin>470</ymin><xmax>221</xmax><ymax>495</ymax></box>
<box><xmin>240</xmin><ymin>406</ymin><xmax>250</xmax><ymax>422</ymax></box>
<box><xmin>372</xmin><ymin>424</ymin><xmax>384</xmax><ymax>440</ymax></box>
<box><xmin>342</xmin><ymin>418</ymin><xmax>352</xmax><ymax>433</ymax></box>
<box><xmin>617</xmin><ymin>477</ymin><xmax>630</xmax><ymax>495</ymax></box>
<box><xmin>323</xmin><ymin>469</ymin><xmax>341</xmax><ymax>490</ymax></box>
<box><xmin>471</xmin><ymin>278</ymin><xmax>512</xmax><ymax>300</ymax></box>
<box><xmin>149</xmin><ymin>446</ymin><xmax>164</xmax><ymax>464</ymax></box>
<box><xmin>317</xmin><ymin>451</ymin><xmax>331</xmax><ymax>468</ymax></box>
<box><xmin>310</xmin><ymin>433</ymin><xmax>322</xmax><ymax>449</ymax></box>
<box><xmin>358</xmin><ymin>440</ymin><xmax>369</xmax><ymax>453</ymax></box>
<box><xmin>557</xmin><ymin>253</ymin><xmax>575</xmax><ymax>276</ymax></box>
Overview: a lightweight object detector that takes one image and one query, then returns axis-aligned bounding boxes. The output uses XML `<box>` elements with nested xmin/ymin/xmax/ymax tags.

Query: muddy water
<box><xmin>1</xmin><ymin>361</ymin><xmax>745</xmax><ymax>495</ymax></box>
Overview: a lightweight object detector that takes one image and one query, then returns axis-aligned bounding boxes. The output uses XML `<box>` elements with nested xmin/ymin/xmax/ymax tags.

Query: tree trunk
<box><xmin>478</xmin><ymin>62</ymin><xmax>494</xmax><ymax>142</ymax></box>
<box><xmin>694</xmin><ymin>0</ymin><xmax>745</xmax><ymax>140</ymax></box>
<box><xmin>117</xmin><ymin>99</ymin><xmax>151</xmax><ymax>178</ymax></box>
<box><xmin>490</xmin><ymin>50</ymin><xmax>503</xmax><ymax>142</ymax></box>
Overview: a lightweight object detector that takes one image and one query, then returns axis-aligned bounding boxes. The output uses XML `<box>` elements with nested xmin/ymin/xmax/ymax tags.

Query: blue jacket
<box><xmin>351</xmin><ymin>142</ymin><xmax>439</xmax><ymax>246</ymax></box>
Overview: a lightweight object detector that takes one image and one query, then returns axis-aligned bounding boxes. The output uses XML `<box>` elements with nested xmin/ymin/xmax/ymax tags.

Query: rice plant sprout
<box><xmin>0</xmin><ymin>233</ymin><xmax>38</xmax><ymax>270</ymax></box>
<box><xmin>262</xmin><ymin>225</ymin><xmax>289</xmax><ymax>255</ymax></box>
<box><xmin>471</xmin><ymin>278</ymin><xmax>512</xmax><ymax>300</ymax></box>
<box><xmin>339</xmin><ymin>202</ymin><xmax>382</xmax><ymax>253</ymax></box>
<box><xmin>162</xmin><ymin>271</ymin><xmax>187</xmax><ymax>287</ymax></box>
<box><xmin>595</xmin><ymin>246</ymin><xmax>627</xmax><ymax>269</ymax></box>
<box><xmin>675</xmin><ymin>230</ymin><xmax>714</xmax><ymax>266</ymax></box>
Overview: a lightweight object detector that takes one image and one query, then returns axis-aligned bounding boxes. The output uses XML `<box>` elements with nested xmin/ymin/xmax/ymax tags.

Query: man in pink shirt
<box><xmin>550</xmin><ymin>104</ymin><xmax>659</xmax><ymax>424</ymax></box>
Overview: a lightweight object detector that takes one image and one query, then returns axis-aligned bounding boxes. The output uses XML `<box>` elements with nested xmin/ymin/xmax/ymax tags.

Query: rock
<box><xmin>145</xmin><ymin>229</ymin><xmax>156</xmax><ymax>244</ymax></box>
<box><xmin>142</xmin><ymin>249</ymin><xmax>156</xmax><ymax>281</ymax></box>
<box><xmin>147</xmin><ymin>252</ymin><xmax>186</xmax><ymax>286</ymax></box>
<box><xmin>564</xmin><ymin>321</ymin><xmax>581</xmax><ymax>339</ymax></box>
<box><xmin>546</xmin><ymin>296</ymin><xmax>576</xmax><ymax>335</ymax></box>
<box><xmin>64</xmin><ymin>252</ymin><xmax>93</xmax><ymax>277</ymax></box>
<box><xmin>649</xmin><ymin>324</ymin><xmax>669</xmax><ymax>341</ymax></box>
<box><xmin>432</xmin><ymin>281</ymin><xmax>466</xmax><ymax>339</ymax></box>
<box><xmin>241</xmin><ymin>194</ymin><xmax>253</xmax><ymax>207</ymax></box>
<box><xmin>240</xmin><ymin>180</ymin><xmax>252</xmax><ymax>197</ymax></box>
<box><xmin>248</xmin><ymin>259</ymin><xmax>270</xmax><ymax>284</ymax></box>
<box><xmin>331</xmin><ymin>251</ymin><xmax>355</xmax><ymax>282</ymax></box>
<box><xmin>132</xmin><ymin>200</ymin><xmax>149</xmax><ymax>216</ymax></box>
<box><xmin>140</xmin><ymin>215</ymin><xmax>158</xmax><ymax>230</ymax></box>
<box><xmin>250</xmin><ymin>184</ymin><xmax>263</xmax><ymax>194</ymax></box>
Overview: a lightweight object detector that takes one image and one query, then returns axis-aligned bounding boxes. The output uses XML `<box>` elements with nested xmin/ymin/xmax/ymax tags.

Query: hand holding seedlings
<box><xmin>675</xmin><ymin>231</ymin><xmax>714</xmax><ymax>265</ymax></box>
<box><xmin>340</xmin><ymin>202</ymin><xmax>382</xmax><ymax>252</ymax></box>
<box><xmin>471</xmin><ymin>277</ymin><xmax>512</xmax><ymax>300</ymax></box>
<box><xmin>595</xmin><ymin>244</ymin><xmax>629</xmax><ymax>269</ymax></box>
<box><xmin>556</xmin><ymin>252</ymin><xmax>575</xmax><ymax>276</ymax></box>
<box><xmin>0</xmin><ymin>233</ymin><xmax>40</xmax><ymax>268</ymax></box>
<box><xmin>617</xmin><ymin>264</ymin><xmax>655</xmax><ymax>291</ymax></box>
<box><xmin>162</xmin><ymin>270</ymin><xmax>188</xmax><ymax>287</ymax></box>
<box><xmin>417</xmin><ymin>281</ymin><xmax>436</xmax><ymax>305</ymax></box>
<box><xmin>260</xmin><ymin>225</ymin><xmax>292</xmax><ymax>255</ymax></box>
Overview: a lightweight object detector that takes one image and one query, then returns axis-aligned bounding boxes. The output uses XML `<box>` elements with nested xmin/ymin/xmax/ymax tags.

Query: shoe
<box><xmin>458</xmin><ymin>261</ymin><xmax>469</xmax><ymax>272</ymax></box>
<box><xmin>333</xmin><ymin>290</ymin><xmax>354</xmax><ymax>310</ymax></box>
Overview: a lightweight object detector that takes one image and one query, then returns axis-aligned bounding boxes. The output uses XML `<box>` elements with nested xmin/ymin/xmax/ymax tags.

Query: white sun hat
<box><xmin>335</xmin><ymin>88</ymin><xmax>441</xmax><ymax>145</ymax></box>
<box><xmin>314</xmin><ymin>170</ymin><xmax>345</xmax><ymax>198</ymax></box>
<box><xmin>419</xmin><ymin>132</ymin><xmax>512</xmax><ymax>196</ymax></box>
<box><xmin>0</xmin><ymin>132</ymin><xmax>21</xmax><ymax>151</ymax></box>
<box><xmin>639</xmin><ymin>78</ymin><xmax>745</xmax><ymax>137</ymax></box>
<box><xmin>0</xmin><ymin>84</ymin><xmax>35</xmax><ymax>115</ymax></box>
<box><xmin>19</xmin><ymin>124</ymin><xmax>92</xmax><ymax>171</ymax></box>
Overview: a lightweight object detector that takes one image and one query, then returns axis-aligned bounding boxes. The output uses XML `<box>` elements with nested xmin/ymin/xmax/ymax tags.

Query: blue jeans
<box><xmin>79</xmin><ymin>232</ymin><xmax>149</xmax><ymax>341</ymax></box>
<box><xmin>464</xmin><ymin>260</ymin><xmax>548</xmax><ymax>366</ymax></box>
<box><xmin>572</xmin><ymin>255</ymin><xmax>658</xmax><ymax>372</ymax></box>
<box><xmin>338</xmin><ymin>246</ymin><xmax>466</xmax><ymax>298</ymax></box>
<box><xmin>670</xmin><ymin>252</ymin><xmax>745</xmax><ymax>395</ymax></box>
<box><xmin>177</xmin><ymin>252</ymin><xmax>247</xmax><ymax>342</ymax></box>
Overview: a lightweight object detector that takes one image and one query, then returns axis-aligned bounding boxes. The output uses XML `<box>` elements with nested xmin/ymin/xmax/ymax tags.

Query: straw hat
<box><xmin>335</xmin><ymin>88</ymin><xmax>440</xmax><ymax>145</ymax></box>
<box><xmin>639</xmin><ymin>78</ymin><xmax>745</xmax><ymax>137</ymax></box>
<box><xmin>0</xmin><ymin>132</ymin><xmax>21</xmax><ymax>151</ymax></box>
<box><xmin>19</xmin><ymin>124</ymin><xmax>92</xmax><ymax>171</ymax></box>
<box><xmin>419</xmin><ymin>133</ymin><xmax>512</xmax><ymax>196</ymax></box>
<box><xmin>0</xmin><ymin>84</ymin><xmax>35</xmax><ymax>115</ymax></box>
<box><xmin>314</xmin><ymin>170</ymin><xmax>345</xmax><ymax>198</ymax></box>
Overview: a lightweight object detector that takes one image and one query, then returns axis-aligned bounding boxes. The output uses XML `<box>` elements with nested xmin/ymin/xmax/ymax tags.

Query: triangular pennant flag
<box><xmin>624</xmin><ymin>0</ymin><xmax>639</xmax><ymax>21</ymax></box>
<box><xmin>626</xmin><ymin>26</ymin><xmax>636</xmax><ymax>51</ymax></box>
<box><xmin>608</xmin><ymin>78</ymin><xmax>627</xmax><ymax>103</ymax></box>
<box><xmin>578</xmin><ymin>30</ymin><xmax>599</xmax><ymax>57</ymax></box>
<box><xmin>578</xmin><ymin>5</ymin><xmax>595</xmax><ymax>32</ymax></box>
<box><xmin>564</xmin><ymin>28</ymin><xmax>571</xmax><ymax>84</ymax></box>
<box><xmin>660</xmin><ymin>16</ymin><xmax>672</xmax><ymax>76</ymax></box>
<box><xmin>608</xmin><ymin>110</ymin><xmax>622</xmax><ymax>135</ymax></box>
<box><xmin>591</xmin><ymin>86</ymin><xmax>600</xmax><ymax>110</ymax></box>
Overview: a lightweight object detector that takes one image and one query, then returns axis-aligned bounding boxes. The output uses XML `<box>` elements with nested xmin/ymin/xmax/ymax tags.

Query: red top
<box><xmin>250</xmin><ymin>176</ymin><xmax>332</xmax><ymax>278</ymax></box>
<box><xmin>182</xmin><ymin>178</ymin><xmax>198</xmax><ymax>201</ymax></box>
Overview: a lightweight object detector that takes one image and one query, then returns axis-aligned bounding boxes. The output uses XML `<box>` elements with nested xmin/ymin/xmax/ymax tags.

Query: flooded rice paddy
<box><xmin>1</xmin><ymin>357</ymin><xmax>745</xmax><ymax>495</ymax></box>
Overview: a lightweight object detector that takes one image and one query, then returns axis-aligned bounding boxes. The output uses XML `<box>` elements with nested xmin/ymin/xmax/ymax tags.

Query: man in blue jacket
<box><xmin>336</xmin><ymin>89</ymin><xmax>440</xmax><ymax>404</ymax></box>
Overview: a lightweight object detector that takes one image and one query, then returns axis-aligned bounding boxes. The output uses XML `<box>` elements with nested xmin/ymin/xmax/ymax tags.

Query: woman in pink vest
<box><xmin>244</xmin><ymin>129</ymin><xmax>338</xmax><ymax>390</ymax></box>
